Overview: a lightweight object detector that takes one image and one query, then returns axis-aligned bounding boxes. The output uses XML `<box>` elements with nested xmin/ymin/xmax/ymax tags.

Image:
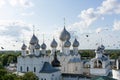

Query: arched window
<box><xmin>34</xmin><ymin>67</ymin><xmax>36</xmax><ymax>72</ymax></box>
<box><xmin>98</xmin><ymin>60</ymin><xmax>102</xmax><ymax>68</ymax></box>
<box><xmin>94</xmin><ymin>60</ymin><xmax>102</xmax><ymax>68</ymax></box>
<box><xmin>20</xmin><ymin>66</ymin><xmax>22</xmax><ymax>72</ymax></box>
<box><xmin>27</xmin><ymin>67</ymin><xmax>29</xmax><ymax>72</ymax></box>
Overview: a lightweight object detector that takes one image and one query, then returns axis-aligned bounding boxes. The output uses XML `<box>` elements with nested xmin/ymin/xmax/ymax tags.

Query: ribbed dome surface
<box><xmin>35</xmin><ymin>43</ymin><xmax>40</xmax><ymax>49</ymax></box>
<box><xmin>73</xmin><ymin>38</ymin><xmax>79</xmax><ymax>47</ymax></box>
<box><xmin>64</xmin><ymin>40</ymin><xmax>71</xmax><ymax>47</ymax></box>
<box><xmin>21</xmin><ymin>44</ymin><xmax>27</xmax><ymax>50</ymax></box>
<box><xmin>41</xmin><ymin>43</ymin><xmax>47</xmax><ymax>49</ymax></box>
<box><xmin>30</xmin><ymin>34</ymin><xmax>38</xmax><ymax>45</ymax></box>
<box><xmin>51</xmin><ymin>39</ymin><xmax>58</xmax><ymax>48</ymax></box>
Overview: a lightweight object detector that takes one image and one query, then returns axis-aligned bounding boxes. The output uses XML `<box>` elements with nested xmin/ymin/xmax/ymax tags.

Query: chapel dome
<box><xmin>30</xmin><ymin>34</ymin><xmax>38</xmax><ymax>45</ymax></box>
<box><xmin>73</xmin><ymin>38</ymin><xmax>79</xmax><ymax>47</ymax></box>
<box><xmin>64</xmin><ymin>40</ymin><xmax>71</xmax><ymax>47</ymax></box>
<box><xmin>51</xmin><ymin>39</ymin><xmax>58</xmax><ymax>48</ymax></box>
<box><xmin>41</xmin><ymin>43</ymin><xmax>47</xmax><ymax>49</ymax></box>
<box><xmin>21</xmin><ymin>43</ymin><xmax>27</xmax><ymax>50</ymax></box>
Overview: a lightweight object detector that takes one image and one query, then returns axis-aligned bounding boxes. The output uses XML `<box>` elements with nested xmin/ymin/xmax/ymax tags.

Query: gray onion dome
<box><xmin>30</xmin><ymin>34</ymin><xmax>38</xmax><ymax>45</ymax></box>
<box><xmin>59</xmin><ymin>27</ymin><xmax>71</xmax><ymax>41</ymax></box>
<box><xmin>51</xmin><ymin>39</ymin><xmax>58</xmax><ymax>48</ymax></box>
<box><xmin>73</xmin><ymin>38</ymin><xmax>79</xmax><ymax>47</ymax></box>
<box><xmin>96</xmin><ymin>46</ymin><xmax>101</xmax><ymax>51</ymax></box>
<box><xmin>41</xmin><ymin>43</ymin><xmax>47</xmax><ymax>49</ymax></box>
<box><xmin>100</xmin><ymin>44</ymin><xmax>105</xmax><ymax>50</ymax></box>
<box><xmin>64</xmin><ymin>40</ymin><xmax>71</xmax><ymax>47</ymax></box>
<box><xmin>21</xmin><ymin>44</ymin><xmax>27</xmax><ymax>50</ymax></box>
<box><xmin>66</xmin><ymin>30</ymin><xmax>71</xmax><ymax>40</ymax></box>
<box><xmin>35</xmin><ymin>43</ymin><xmax>40</xmax><ymax>49</ymax></box>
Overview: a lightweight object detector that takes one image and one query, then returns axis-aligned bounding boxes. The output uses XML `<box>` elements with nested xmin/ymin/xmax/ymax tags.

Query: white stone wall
<box><xmin>68</xmin><ymin>62</ymin><xmax>83</xmax><ymax>74</ymax></box>
<box><xmin>39</xmin><ymin>71</ymin><xmax>61</xmax><ymax>80</ymax></box>
<box><xmin>112</xmin><ymin>69</ymin><xmax>120</xmax><ymax>80</ymax></box>
<box><xmin>17</xmin><ymin>56</ymin><xmax>49</xmax><ymax>75</ymax></box>
<box><xmin>73</xmin><ymin>47</ymin><xmax>78</xmax><ymax>54</ymax></box>
<box><xmin>90</xmin><ymin>68</ymin><xmax>109</xmax><ymax>76</ymax></box>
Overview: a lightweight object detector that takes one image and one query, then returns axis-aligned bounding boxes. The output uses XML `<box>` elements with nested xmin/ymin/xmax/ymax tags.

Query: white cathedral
<box><xmin>17</xmin><ymin>26</ymin><xmax>112</xmax><ymax>80</ymax></box>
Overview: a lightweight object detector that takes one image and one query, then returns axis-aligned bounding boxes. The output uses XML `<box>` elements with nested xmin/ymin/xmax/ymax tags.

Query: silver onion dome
<box><xmin>30</xmin><ymin>34</ymin><xmax>38</xmax><ymax>45</ymax></box>
<box><xmin>51</xmin><ymin>39</ymin><xmax>58</xmax><ymax>48</ymax></box>
<box><xmin>21</xmin><ymin>43</ymin><xmax>27</xmax><ymax>50</ymax></box>
<box><xmin>73</xmin><ymin>38</ymin><xmax>79</xmax><ymax>47</ymax></box>
<box><xmin>35</xmin><ymin>43</ymin><xmax>40</xmax><ymax>49</ymax></box>
<box><xmin>100</xmin><ymin>44</ymin><xmax>105</xmax><ymax>50</ymax></box>
<box><xmin>96</xmin><ymin>46</ymin><xmax>102</xmax><ymax>51</ymax></box>
<box><xmin>59</xmin><ymin>27</ymin><xmax>71</xmax><ymax>41</ymax></box>
<box><xmin>64</xmin><ymin>40</ymin><xmax>71</xmax><ymax>47</ymax></box>
<box><xmin>41</xmin><ymin>43</ymin><xmax>47</xmax><ymax>49</ymax></box>
<box><xmin>66</xmin><ymin>30</ymin><xmax>71</xmax><ymax>40</ymax></box>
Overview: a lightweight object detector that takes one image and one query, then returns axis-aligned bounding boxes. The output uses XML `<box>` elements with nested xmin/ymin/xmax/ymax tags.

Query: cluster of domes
<box><xmin>22</xmin><ymin>34</ymin><xmax>47</xmax><ymax>50</ymax></box>
<box><xmin>59</xmin><ymin>27</ymin><xmax>71</xmax><ymax>41</ymax></box>
<box><xmin>59</xmin><ymin>27</ymin><xmax>80</xmax><ymax>48</ymax></box>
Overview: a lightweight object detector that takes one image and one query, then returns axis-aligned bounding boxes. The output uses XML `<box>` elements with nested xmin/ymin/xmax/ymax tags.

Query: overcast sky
<box><xmin>0</xmin><ymin>0</ymin><xmax>120</xmax><ymax>50</ymax></box>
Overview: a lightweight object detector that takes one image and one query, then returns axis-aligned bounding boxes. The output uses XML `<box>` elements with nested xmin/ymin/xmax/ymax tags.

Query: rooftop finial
<box><xmin>43</xmin><ymin>34</ymin><xmax>45</xmax><ymax>43</ymax></box>
<box><xmin>33</xmin><ymin>25</ymin><xmax>35</xmax><ymax>34</ymax></box>
<box><xmin>23</xmin><ymin>40</ymin><xmax>25</xmax><ymax>44</ymax></box>
<box><xmin>64</xmin><ymin>17</ymin><xmax>66</xmax><ymax>27</ymax></box>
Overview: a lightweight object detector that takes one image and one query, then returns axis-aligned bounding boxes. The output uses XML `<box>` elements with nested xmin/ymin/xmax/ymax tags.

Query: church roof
<box><xmin>91</xmin><ymin>76</ymin><xmax>116</xmax><ymax>80</ymax></box>
<box><xmin>40</xmin><ymin>62</ymin><xmax>60</xmax><ymax>73</ymax></box>
<box><xmin>69</xmin><ymin>57</ymin><xmax>81</xmax><ymax>63</ymax></box>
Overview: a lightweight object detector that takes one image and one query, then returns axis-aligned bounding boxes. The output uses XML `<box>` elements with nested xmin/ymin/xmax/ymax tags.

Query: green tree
<box><xmin>22</xmin><ymin>72</ymin><xmax>39</xmax><ymax>80</ymax></box>
<box><xmin>0</xmin><ymin>69</ymin><xmax>7</xmax><ymax>80</ymax></box>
